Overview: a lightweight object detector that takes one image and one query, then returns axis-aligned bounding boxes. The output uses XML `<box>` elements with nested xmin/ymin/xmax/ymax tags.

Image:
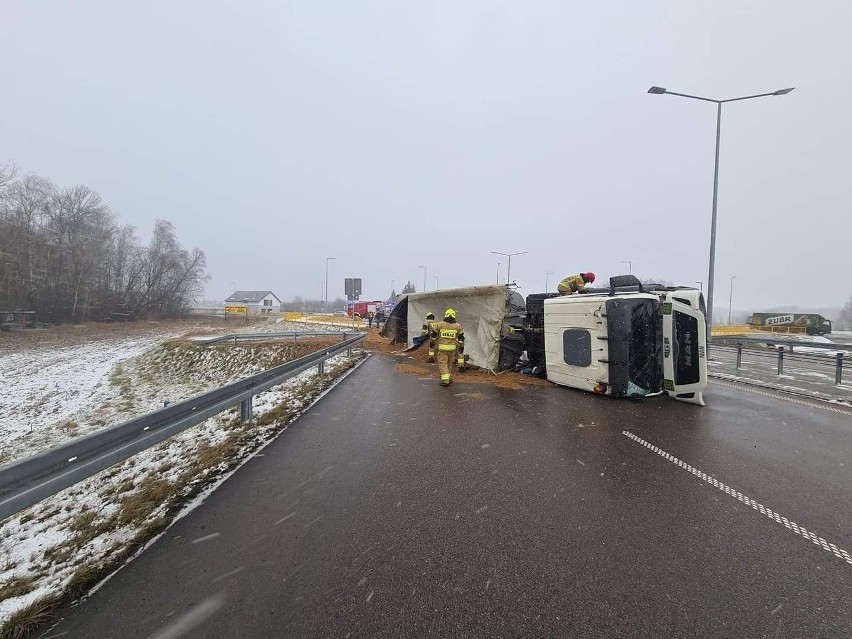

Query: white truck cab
<box><xmin>539</xmin><ymin>276</ymin><xmax>707</xmax><ymax>405</ymax></box>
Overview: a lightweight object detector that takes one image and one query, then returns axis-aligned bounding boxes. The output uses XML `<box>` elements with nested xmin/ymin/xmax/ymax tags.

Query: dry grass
<box><xmin>0</xmin><ymin>595</ymin><xmax>59</xmax><ymax>639</ymax></box>
<box><xmin>64</xmin><ymin>564</ymin><xmax>98</xmax><ymax>600</ymax></box>
<box><xmin>0</xmin><ymin>575</ymin><xmax>37</xmax><ymax>601</ymax></box>
<box><xmin>116</xmin><ymin>477</ymin><xmax>174</xmax><ymax>526</ymax></box>
<box><xmin>57</xmin><ymin>421</ymin><xmax>79</xmax><ymax>435</ymax></box>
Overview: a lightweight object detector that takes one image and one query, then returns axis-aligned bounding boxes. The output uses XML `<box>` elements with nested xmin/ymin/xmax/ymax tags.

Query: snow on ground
<box><xmin>0</xmin><ymin>333</ymin><xmax>184</xmax><ymax>447</ymax></box>
<box><xmin>0</xmin><ymin>319</ymin><xmax>364</xmax><ymax>629</ymax></box>
<box><xmin>0</xmin><ymin>319</ymin><xmax>362</xmax><ymax>465</ymax></box>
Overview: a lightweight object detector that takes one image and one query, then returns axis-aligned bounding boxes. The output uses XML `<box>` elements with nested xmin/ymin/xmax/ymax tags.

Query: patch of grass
<box><xmin>42</xmin><ymin>544</ymin><xmax>74</xmax><ymax>565</ymax></box>
<box><xmin>117</xmin><ymin>478</ymin><xmax>135</xmax><ymax>494</ymax></box>
<box><xmin>70</xmin><ymin>511</ymin><xmax>96</xmax><ymax>534</ymax></box>
<box><xmin>116</xmin><ymin>477</ymin><xmax>174</xmax><ymax>526</ymax></box>
<box><xmin>35</xmin><ymin>507</ymin><xmax>60</xmax><ymax>524</ymax></box>
<box><xmin>0</xmin><ymin>575</ymin><xmax>37</xmax><ymax>601</ymax></box>
<box><xmin>1</xmin><ymin>556</ymin><xmax>17</xmax><ymax>572</ymax></box>
<box><xmin>17</xmin><ymin>513</ymin><xmax>33</xmax><ymax>525</ymax></box>
<box><xmin>0</xmin><ymin>595</ymin><xmax>59</xmax><ymax>639</ymax></box>
<box><xmin>64</xmin><ymin>564</ymin><xmax>98</xmax><ymax>600</ymax></box>
<box><xmin>57</xmin><ymin>421</ymin><xmax>79</xmax><ymax>434</ymax></box>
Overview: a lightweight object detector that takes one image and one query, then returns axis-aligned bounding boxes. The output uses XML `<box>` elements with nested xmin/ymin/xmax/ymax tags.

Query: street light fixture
<box><xmin>728</xmin><ymin>275</ymin><xmax>737</xmax><ymax>325</ymax></box>
<box><xmin>621</xmin><ymin>260</ymin><xmax>632</xmax><ymax>275</ymax></box>
<box><xmin>490</xmin><ymin>251</ymin><xmax>527</xmax><ymax>285</ymax></box>
<box><xmin>418</xmin><ymin>265</ymin><xmax>426</xmax><ymax>293</ymax></box>
<box><xmin>648</xmin><ymin>84</ymin><xmax>793</xmax><ymax>340</ymax></box>
<box><xmin>324</xmin><ymin>257</ymin><xmax>336</xmax><ymax>313</ymax></box>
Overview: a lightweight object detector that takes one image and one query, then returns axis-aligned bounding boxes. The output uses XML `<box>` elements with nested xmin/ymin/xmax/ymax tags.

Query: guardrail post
<box><xmin>233</xmin><ymin>335</ymin><xmax>237</xmax><ymax>346</ymax></box>
<box><xmin>736</xmin><ymin>342</ymin><xmax>742</xmax><ymax>370</ymax></box>
<box><xmin>318</xmin><ymin>361</ymin><xmax>325</xmax><ymax>375</ymax></box>
<box><xmin>777</xmin><ymin>346</ymin><xmax>785</xmax><ymax>376</ymax></box>
<box><xmin>837</xmin><ymin>352</ymin><xmax>844</xmax><ymax>386</ymax></box>
<box><xmin>240</xmin><ymin>396</ymin><xmax>253</xmax><ymax>423</ymax></box>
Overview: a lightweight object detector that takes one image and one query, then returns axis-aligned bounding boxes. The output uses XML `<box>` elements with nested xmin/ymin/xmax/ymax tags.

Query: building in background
<box><xmin>224</xmin><ymin>291</ymin><xmax>282</xmax><ymax>315</ymax></box>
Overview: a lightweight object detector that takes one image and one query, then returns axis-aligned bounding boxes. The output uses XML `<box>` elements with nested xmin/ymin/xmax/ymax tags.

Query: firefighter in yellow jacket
<box><xmin>421</xmin><ymin>312</ymin><xmax>438</xmax><ymax>362</ymax></box>
<box><xmin>557</xmin><ymin>272</ymin><xmax>595</xmax><ymax>295</ymax></box>
<box><xmin>430</xmin><ymin>309</ymin><xmax>465</xmax><ymax>386</ymax></box>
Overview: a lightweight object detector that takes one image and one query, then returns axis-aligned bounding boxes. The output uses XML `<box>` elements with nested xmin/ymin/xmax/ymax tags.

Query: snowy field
<box><xmin>0</xmin><ymin>319</ymin><xmax>362</xmax><ymax>630</ymax></box>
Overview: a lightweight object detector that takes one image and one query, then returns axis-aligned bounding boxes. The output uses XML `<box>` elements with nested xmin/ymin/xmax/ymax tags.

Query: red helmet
<box><xmin>584</xmin><ymin>272</ymin><xmax>596</xmax><ymax>283</ymax></box>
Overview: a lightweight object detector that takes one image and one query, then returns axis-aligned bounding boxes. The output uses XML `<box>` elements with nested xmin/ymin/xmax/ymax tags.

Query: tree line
<box><xmin>0</xmin><ymin>162</ymin><xmax>208</xmax><ymax>323</ymax></box>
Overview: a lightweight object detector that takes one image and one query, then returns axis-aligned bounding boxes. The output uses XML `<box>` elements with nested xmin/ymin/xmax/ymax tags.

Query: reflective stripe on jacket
<box><xmin>433</xmin><ymin>320</ymin><xmax>463</xmax><ymax>352</ymax></box>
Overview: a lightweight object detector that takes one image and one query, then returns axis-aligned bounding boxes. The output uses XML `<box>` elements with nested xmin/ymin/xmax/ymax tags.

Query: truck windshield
<box><xmin>606</xmin><ymin>298</ymin><xmax>663</xmax><ymax>397</ymax></box>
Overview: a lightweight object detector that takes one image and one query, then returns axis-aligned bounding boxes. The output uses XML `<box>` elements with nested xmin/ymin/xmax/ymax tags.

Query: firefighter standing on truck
<box><xmin>421</xmin><ymin>312</ymin><xmax>438</xmax><ymax>362</ymax></box>
<box><xmin>557</xmin><ymin>272</ymin><xmax>595</xmax><ymax>296</ymax></box>
<box><xmin>431</xmin><ymin>309</ymin><xmax>465</xmax><ymax>386</ymax></box>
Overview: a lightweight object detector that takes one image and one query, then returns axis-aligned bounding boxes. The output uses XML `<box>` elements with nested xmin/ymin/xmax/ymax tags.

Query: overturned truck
<box><xmin>382</xmin><ymin>276</ymin><xmax>707</xmax><ymax>405</ymax></box>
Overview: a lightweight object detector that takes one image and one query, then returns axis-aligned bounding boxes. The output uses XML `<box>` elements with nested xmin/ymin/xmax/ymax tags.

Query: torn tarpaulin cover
<box><xmin>380</xmin><ymin>285</ymin><xmax>524</xmax><ymax>371</ymax></box>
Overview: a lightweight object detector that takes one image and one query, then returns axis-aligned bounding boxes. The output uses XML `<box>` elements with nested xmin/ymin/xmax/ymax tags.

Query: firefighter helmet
<box><xmin>584</xmin><ymin>272</ymin><xmax>596</xmax><ymax>283</ymax></box>
<box><xmin>426</xmin><ymin>312</ymin><xmax>435</xmax><ymax>320</ymax></box>
<box><xmin>444</xmin><ymin>308</ymin><xmax>457</xmax><ymax>319</ymax></box>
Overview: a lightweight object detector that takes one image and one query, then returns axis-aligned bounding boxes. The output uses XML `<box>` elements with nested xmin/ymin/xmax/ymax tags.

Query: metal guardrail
<box><xmin>712</xmin><ymin>336</ymin><xmax>852</xmax><ymax>352</ymax></box>
<box><xmin>196</xmin><ymin>331</ymin><xmax>362</xmax><ymax>346</ymax></box>
<box><xmin>0</xmin><ymin>334</ymin><xmax>365</xmax><ymax>521</ymax></box>
<box><xmin>712</xmin><ymin>341</ymin><xmax>845</xmax><ymax>385</ymax></box>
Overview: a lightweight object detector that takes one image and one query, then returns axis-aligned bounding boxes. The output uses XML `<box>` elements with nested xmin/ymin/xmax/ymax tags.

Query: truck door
<box><xmin>662</xmin><ymin>295</ymin><xmax>707</xmax><ymax>406</ymax></box>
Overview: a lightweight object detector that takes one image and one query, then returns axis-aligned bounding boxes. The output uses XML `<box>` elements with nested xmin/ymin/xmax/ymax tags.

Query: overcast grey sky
<box><xmin>2</xmin><ymin>1</ymin><xmax>849</xmax><ymax>312</ymax></box>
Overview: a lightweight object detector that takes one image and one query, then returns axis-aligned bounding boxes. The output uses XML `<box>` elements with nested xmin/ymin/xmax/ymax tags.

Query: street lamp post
<box><xmin>434</xmin><ymin>275</ymin><xmax>439</xmax><ymax>291</ymax></box>
<box><xmin>490</xmin><ymin>251</ymin><xmax>527</xmax><ymax>286</ymax></box>
<box><xmin>497</xmin><ymin>262</ymin><xmax>501</xmax><ymax>284</ymax></box>
<box><xmin>621</xmin><ymin>260</ymin><xmax>632</xmax><ymax>275</ymax></box>
<box><xmin>648</xmin><ymin>84</ymin><xmax>793</xmax><ymax>340</ymax></box>
<box><xmin>728</xmin><ymin>275</ymin><xmax>737</xmax><ymax>325</ymax></box>
<box><xmin>324</xmin><ymin>257</ymin><xmax>336</xmax><ymax>313</ymax></box>
<box><xmin>545</xmin><ymin>271</ymin><xmax>554</xmax><ymax>291</ymax></box>
<box><xmin>418</xmin><ymin>265</ymin><xmax>426</xmax><ymax>293</ymax></box>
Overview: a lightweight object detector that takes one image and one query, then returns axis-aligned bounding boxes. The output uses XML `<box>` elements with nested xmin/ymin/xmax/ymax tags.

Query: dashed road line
<box><xmin>622</xmin><ymin>431</ymin><xmax>852</xmax><ymax>566</ymax></box>
<box><xmin>709</xmin><ymin>379</ymin><xmax>852</xmax><ymax>416</ymax></box>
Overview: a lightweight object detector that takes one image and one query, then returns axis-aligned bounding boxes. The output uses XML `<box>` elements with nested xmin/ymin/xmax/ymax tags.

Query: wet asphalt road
<box><xmin>44</xmin><ymin>355</ymin><xmax>851</xmax><ymax>638</ymax></box>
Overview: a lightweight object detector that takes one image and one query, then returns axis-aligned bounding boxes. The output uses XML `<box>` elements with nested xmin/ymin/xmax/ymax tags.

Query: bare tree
<box><xmin>0</xmin><ymin>163</ymin><xmax>208</xmax><ymax>322</ymax></box>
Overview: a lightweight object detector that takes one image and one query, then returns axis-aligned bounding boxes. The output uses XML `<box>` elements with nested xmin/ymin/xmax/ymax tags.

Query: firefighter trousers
<box><xmin>436</xmin><ymin>349</ymin><xmax>457</xmax><ymax>385</ymax></box>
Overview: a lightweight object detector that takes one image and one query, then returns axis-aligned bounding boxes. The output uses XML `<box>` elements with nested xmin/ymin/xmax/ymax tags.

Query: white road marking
<box><xmin>623</xmin><ymin>431</ymin><xmax>852</xmax><ymax>566</ymax></box>
<box><xmin>366</xmin><ymin>590</ymin><xmax>374</xmax><ymax>603</ymax></box>
<box><xmin>481</xmin><ymin>444</ymin><xmax>490</xmax><ymax>449</ymax></box>
<box><xmin>274</xmin><ymin>512</ymin><xmax>297</xmax><ymax>525</ymax></box>
<box><xmin>357</xmin><ymin>577</ymin><xmax>367</xmax><ymax>586</ymax></box>
<box><xmin>575</xmin><ymin>459</ymin><xmax>586</xmax><ymax>466</ymax></box>
<box><xmin>475</xmin><ymin>505</ymin><xmax>489</xmax><ymax>515</ymax></box>
<box><xmin>709</xmin><ymin>379</ymin><xmax>852</xmax><ymax>416</ymax></box>
<box><xmin>191</xmin><ymin>533</ymin><xmax>220</xmax><ymax>544</ymax></box>
<box><xmin>304</xmin><ymin>515</ymin><xmax>324</xmax><ymax>528</ymax></box>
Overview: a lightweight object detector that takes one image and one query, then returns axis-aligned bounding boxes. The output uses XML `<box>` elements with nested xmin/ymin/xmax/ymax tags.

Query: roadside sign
<box><xmin>225</xmin><ymin>305</ymin><xmax>248</xmax><ymax>315</ymax></box>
